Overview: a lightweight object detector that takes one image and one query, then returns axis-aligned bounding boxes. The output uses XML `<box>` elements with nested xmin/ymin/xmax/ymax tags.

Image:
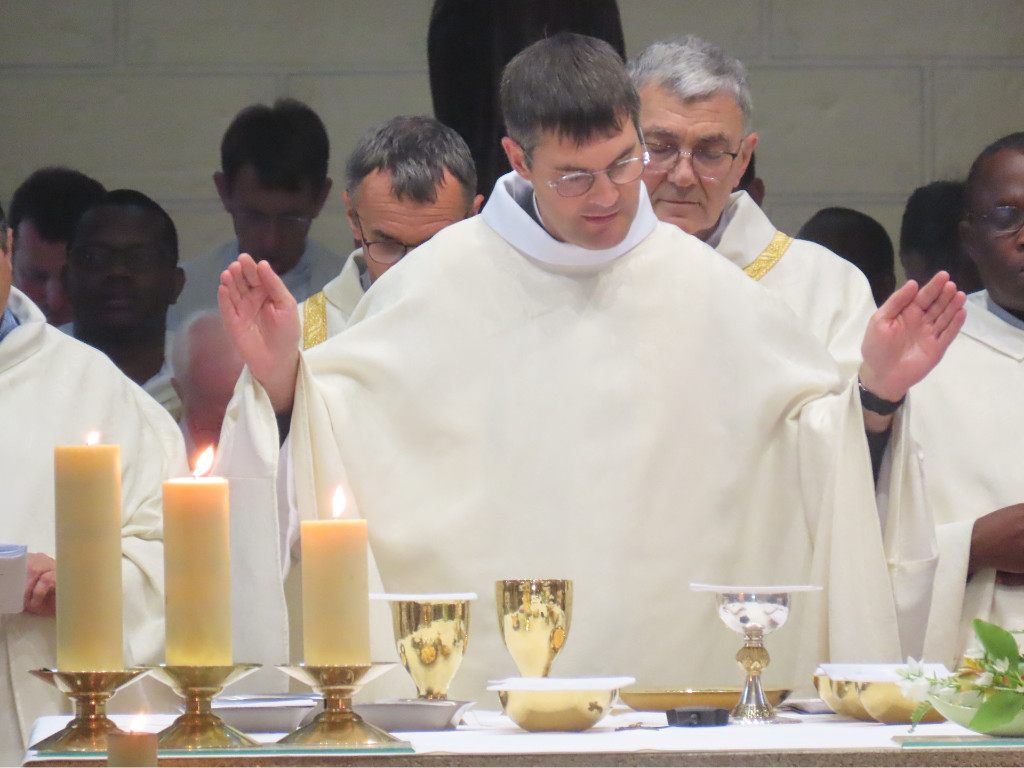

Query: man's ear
<box><xmin>469</xmin><ymin>194</ymin><xmax>484</xmax><ymax>215</ymax></box>
<box><xmin>959</xmin><ymin>219</ymin><xmax>978</xmax><ymax>266</ymax></box>
<box><xmin>311</xmin><ymin>177</ymin><xmax>333</xmax><ymax>217</ymax></box>
<box><xmin>342</xmin><ymin>190</ymin><xmax>361</xmax><ymax>244</ymax></box>
<box><xmin>214</xmin><ymin>171</ymin><xmax>230</xmax><ymax>211</ymax></box>
<box><xmin>502</xmin><ymin>137</ymin><xmax>531</xmax><ymax>181</ymax></box>
<box><xmin>170</xmin><ymin>266</ymin><xmax>186</xmax><ymax>303</ymax></box>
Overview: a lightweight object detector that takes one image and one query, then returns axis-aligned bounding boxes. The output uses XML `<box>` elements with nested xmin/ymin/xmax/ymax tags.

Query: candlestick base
<box><xmin>28</xmin><ymin>669</ymin><xmax>149</xmax><ymax>752</ymax></box>
<box><xmin>146</xmin><ymin>663</ymin><xmax>260</xmax><ymax>750</ymax></box>
<box><xmin>278</xmin><ymin>663</ymin><xmax>408</xmax><ymax>748</ymax></box>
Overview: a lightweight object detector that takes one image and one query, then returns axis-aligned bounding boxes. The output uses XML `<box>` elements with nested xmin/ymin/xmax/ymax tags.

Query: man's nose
<box><xmin>667</xmin><ymin>151</ymin><xmax>699</xmax><ymax>187</ymax></box>
<box><xmin>587</xmin><ymin>172</ymin><xmax>619</xmax><ymax>207</ymax></box>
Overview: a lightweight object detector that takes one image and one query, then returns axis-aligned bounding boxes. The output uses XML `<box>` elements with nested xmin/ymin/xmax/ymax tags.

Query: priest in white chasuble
<box><xmin>916</xmin><ymin>133</ymin><xmax>1024</xmax><ymax>667</ymax></box>
<box><xmin>218</xmin><ymin>34</ymin><xmax>965</xmax><ymax>702</ymax></box>
<box><xmin>629</xmin><ymin>36</ymin><xmax>880</xmax><ymax>382</ymax></box>
<box><xmin>0</xmin><ymin>233</ymin><xmax>187</xmax><ymax>760</ymax></box>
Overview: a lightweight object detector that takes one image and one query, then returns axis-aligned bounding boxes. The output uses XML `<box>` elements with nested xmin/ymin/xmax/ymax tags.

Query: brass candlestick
<box><xmin>278</xmin><ymin>663</ymin><xmax>409</xmax><ymax>748</ymax></box>
<box><xmin>146</xmin><ymin>663</ymin><xmax>260</xmax><ymax>749</ymax></box>
<box><xmin>29</xmin><ymin>669</ymin><xmax>149</xmax><ymax>752</ymax></box>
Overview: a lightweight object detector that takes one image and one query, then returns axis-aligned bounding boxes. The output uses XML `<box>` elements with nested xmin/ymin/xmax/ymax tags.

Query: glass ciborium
<box><xmin>374</xmin><ymin>593</ymin><xmax>476</xmax><ymax>700</ymax></box>
<box><xmin>496</xmin><ymin>579</ymin><xmax>572</xmax><ymax>677</ymax></box>
<box><xmin>690</xmin><ymin>583</ymin><xmax>820</xmax><ymax>724</ymax></box>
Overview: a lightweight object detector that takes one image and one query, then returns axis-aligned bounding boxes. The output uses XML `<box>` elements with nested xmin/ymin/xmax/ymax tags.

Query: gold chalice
<box><xmin>29</xmin><ymin>669</ymin><xmax>149</xmax><ymax>752</ymax></box>
<box><xmin>496</xmin><ymin>579</ymin><xmax>572</xmax><ymax>677</ymax></box>
<box><xmin>691</xmin><ymin>583</ymin><xmax>819</xmax><ymax>724</ymax></box>
<box><xmin>374</xmin><ymin>593</ymin><xmax>476</xmax><ymax>700</ymax></box>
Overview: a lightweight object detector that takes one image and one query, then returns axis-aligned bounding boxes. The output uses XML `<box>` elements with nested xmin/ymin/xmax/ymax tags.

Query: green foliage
<box><xmin>972</xmin><ymin>618</ymin><xmax>1021</xmax><ymax>673</ymax></box>
<box><xmin>970</xmin><ymin>690</ymin><xmax>1024</xmax><ymax>733</ymax></box>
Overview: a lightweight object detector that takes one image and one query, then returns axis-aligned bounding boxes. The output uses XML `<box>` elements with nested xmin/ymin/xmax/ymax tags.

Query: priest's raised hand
<box><xmin>218</xmin><ymin>253</ymin><xmax>300</xmax><ymax>415</ymax></box>
<box><xmin>858</xmin><ymin>270</ymin><xmax>967</xmax><ymax>430</ymax></box>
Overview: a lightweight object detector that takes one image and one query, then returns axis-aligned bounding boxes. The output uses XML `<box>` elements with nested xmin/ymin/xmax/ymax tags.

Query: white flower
<box><xmin>994</xmin><ymin>657</ymin><xmax>1011</xmax><ymax>674</ymax></box>
<box><xmin>905</xmin><ymin>656</ymin><xmax>923</xmax><ymax>675</ymax></box>
<box><xmin>976</xmin><ymin>671</ymin><xmax>994</xmax><ymax>688</ymax></box>
<box><xmin>963</xmin><ymin>645</ymin><xmax>984</xmax><ymax>661</ymax></box>
<box><xmin>898</xmin><ymin>675</ymin><xmax>932</xmax><ymax>702</ymax></box>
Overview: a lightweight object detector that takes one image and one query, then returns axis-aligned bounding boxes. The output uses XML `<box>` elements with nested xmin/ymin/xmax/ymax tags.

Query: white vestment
<box><xmin>220</xmin><ymin>173</ymin><xmax>935</xmax><ymax>703</ymax></box>
<box><xmin>0</xmin><ymin>290</ymin><xmax>187</xmax><ymax>762</ymax></box>
<box><xmin>915</xmin><ymin>292</ymin><xmax>1024</xmax><ymax>666</ymax></box>
<box><xmin>170</xmin><ymin>238</ymin><xmax>344</xmax><ymax>330</ymax></box>
<box><xmin>296</xmin><ymin>249</ymin><xmax>367</xmax><ymax>342</ymax></box>
<box><xmin>709</xmin><ymin>191</ymin><xmax>878</xmax><ymax>379</ymax></box>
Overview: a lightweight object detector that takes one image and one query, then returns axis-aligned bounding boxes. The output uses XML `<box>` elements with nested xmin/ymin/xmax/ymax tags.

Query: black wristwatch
<box><xmin>858</xmin><ymin>378</ymin><xmax>905</xmax><ymax>415</ymax></box>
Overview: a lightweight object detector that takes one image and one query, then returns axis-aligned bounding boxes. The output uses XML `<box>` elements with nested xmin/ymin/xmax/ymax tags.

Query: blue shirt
<box><xmin>0</xmin><ymin>308</ymin><xmax>19</xmax><ymax>344</ymax></box>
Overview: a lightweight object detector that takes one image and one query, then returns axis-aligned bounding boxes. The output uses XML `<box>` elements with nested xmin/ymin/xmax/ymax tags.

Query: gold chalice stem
<box><xmin>732</xmin><ymin>628</ymin><xmax>775</xmax><ymax>723</ymax></box>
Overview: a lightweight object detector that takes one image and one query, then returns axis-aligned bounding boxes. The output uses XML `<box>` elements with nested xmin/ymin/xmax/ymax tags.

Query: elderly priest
<box><xmin>218</xmin><ymin>34</ymin><xmax>965</xmax><ymax>701</ymax></box>
<box><xmin>0</xmin><ymin>213</ymin><xmax>186</xmax><ymax>762</ymax></box>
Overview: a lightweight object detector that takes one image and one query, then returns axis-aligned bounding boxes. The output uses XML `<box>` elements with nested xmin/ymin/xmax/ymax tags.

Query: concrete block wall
<box><xmin>1</xmin><ymin>0</ymin><xmax>1021</xmax><ymax>264</ymax></box>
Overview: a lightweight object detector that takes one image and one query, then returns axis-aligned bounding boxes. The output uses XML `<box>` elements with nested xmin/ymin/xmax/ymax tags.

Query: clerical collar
<box><xmin>481</xmin><ymin>171</ymin><xmax>658</xmax><ymax>267</ymax></box>
<box><xmin>0</xmin><ymin>307</ymin><xmax>20</xmax><ymax>344</ymax></box>
<box><xmin>704</xmin><ymin>191</ymin><xmax>743</xmax><ymax>250</ymax></box>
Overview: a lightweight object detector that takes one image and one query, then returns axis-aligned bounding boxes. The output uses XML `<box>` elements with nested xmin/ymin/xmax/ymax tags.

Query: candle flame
<box><xmin>129</xmin><ymin>714</ymin><xmax>146</xmax><ymax>733</ymax></box>
<box><xmin>85</xmin><ymin>431</ymin><xmax>101</xmax><ymax>446</ymax></box>
<box><xmin>192</xmin><ymin>445</ymin><xmax>215</xmax><ymax>478</ymax></box>
<box><xmin>332</xmin><ymin>486</ymin><xmax>347</xmax><ymax>519</ymax></box>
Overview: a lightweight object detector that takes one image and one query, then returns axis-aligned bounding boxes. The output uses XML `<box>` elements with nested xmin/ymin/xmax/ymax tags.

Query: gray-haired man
<box><xmin>298</xmin><ymin>116</ymin><xmax>482</xmax><ymax>347</ymax></box>
<box><xmin>630</xmin><ymin>37</ymin><xmax>883</xmax><ymax>380</ymax></box>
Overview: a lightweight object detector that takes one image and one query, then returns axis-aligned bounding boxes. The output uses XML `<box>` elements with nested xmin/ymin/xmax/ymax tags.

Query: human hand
<box><xmin>859</xmin><ymin>271</ymin><xmax>967</xmax><ymax>402</ymax></box>
<box><xmin>970</xmin><ymin>504</ymin><xmax>1024</xmax><ymax>576</ymax></box>
<box><xmin>218</xmin><ymin>253</ymin><xmax>301</xmax><ymax>414</ymax></box>
<box><xmin>23</xmin><ymin>552</ymin><xmax>56</xmax><ymax>616</ymax></box>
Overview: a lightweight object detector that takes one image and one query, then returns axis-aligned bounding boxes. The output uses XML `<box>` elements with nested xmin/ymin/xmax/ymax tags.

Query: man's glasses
<box><xmin>540</xmin><ymin>151</ymin><xmax>650</xmax><ymax>198</ymax></box>
<box><xmin>645</xmin><ymin>142</ymin><xmax>740</xmax><ymax>181</ymax></box>
<box><xmin>971</xmin><ymin>205</ymin><xmax>1024</xmax><ymax>237</ymax></box>
<box><xmin>231</xmin><ymin>209</ymin><xmax>313</xmax><ymax>234</ymax></box>
<box><xmin>354</xmin><ymin>218</ymin><xmax>419</xmax><ymax>266</ymax></box>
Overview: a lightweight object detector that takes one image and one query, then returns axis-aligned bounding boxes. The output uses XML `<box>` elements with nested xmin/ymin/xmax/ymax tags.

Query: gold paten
<box><xmin>743</xmin><ymin>231</ymin><xmax>793</xmax><ymax>281</ymax></box>
<box><xmin>29</xmin><ymin>669</ymin><xmax>149</xmax><ymax>752</ymax></box>
<box><xmin>277</xmin><ymin>663</ymin><xmax>409</xmax><ymax>749</ymax></box>
<box><xmin>495</xmin><ymin>579</ymin><xmax>572</xmax><ymax>677</ymax></box>
<box><xmin>620</xmin><ymin>687</ymin><xmax>790</xmax><ymax>712</ymax></box>
<box><xmin>499</xmin><ymin>688</ymin><xmax>613</xmax><ymax>732</ymax></box>
<box><xmin>389</xmin><ymin>598</ymin><xmax>471</xmax><ymax>700</ymax></box>
<box><xmin>302</xmin><ymin>290</ymin><xmax>328</xmax><ymax>350</ymax></box>
<box><xmin>147</xmin><ymin>663</ymin><xmax>261</xmax><ymax>749</ymax></box>
<box><xmin>857</xmin><ymin>681</ymin><xmax>945</xmax><ymax>724</ymax></box>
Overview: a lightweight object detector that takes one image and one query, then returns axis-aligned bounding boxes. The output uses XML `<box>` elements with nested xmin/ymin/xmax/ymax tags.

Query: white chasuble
<box><xmin>297</xmin><ymin>249</ymin><xmax>367</xmax><ymax>347</ymax></box>
<box><xmin>916</xmin><ymin>292</ymin><xmax>1024</xmax><ymax>667</ymax></box>
<box><xmin>709</xmin><ymin>191</ymin><xmax>877</xmax><ymax>380</ymax></box>
<box><xmin>0</xmin><ymin>290</ymin><xmax>187</xmax><ymax>762</ymax></box>
<box><xmin>221</xmin><ymin>173</ymin><xmax>934</xmax><ymax>702</ymax></box>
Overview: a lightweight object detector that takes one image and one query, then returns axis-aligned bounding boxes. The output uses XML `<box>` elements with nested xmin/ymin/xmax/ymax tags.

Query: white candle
<box><xmin>301</xmin><ymin>488</ymin><xmax>370</xmax><ymax>665</ymax></box>
<box><xmin>162</xmin><ymin>446</ymin><xmax>232</xmax><ymax>665</ymax></box>
<box><xmin>106</xmin><ymin>716</ymin><xmax>157</xmax><ymax>767</ymax></box>
<box><xmin>54</xmin><ymin>432</ymin><xmax>123</xmax><ymax>671</ymax></box>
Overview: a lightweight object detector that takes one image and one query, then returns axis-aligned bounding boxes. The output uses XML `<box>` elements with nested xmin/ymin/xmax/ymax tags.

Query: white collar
<box><xmin>960</xmin><ymin>290</ymin><xmax>1024</xmax><ymax>361</ymax></box>
<box><xmin>481</xmin><ymin>171</ymin><xmax>658</xmax><ymax>267</ymax></box>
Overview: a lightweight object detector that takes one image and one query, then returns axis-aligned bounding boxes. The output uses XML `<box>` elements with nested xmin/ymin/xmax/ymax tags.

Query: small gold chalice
<box><xmin>29</xmin><ymin>669</ymin><xmax>149</xmax><ymax>752</ymax></box>
<box><xmin>374</xmin><ymin>593</ymin><xmax>476</xmax><ymax>699</ymax></box>
<box><xmin>691</xmin><ymin>583</ymin><xmax>819</xmax><ymax>724</ymax></box>
<box><xmin>496</xmin><ymin>579</ymin><xmax>572</xmax><ymax>677</ymax></box>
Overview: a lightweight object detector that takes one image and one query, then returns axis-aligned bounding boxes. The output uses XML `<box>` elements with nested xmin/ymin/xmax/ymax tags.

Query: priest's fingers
<box><xmin>238</xmin><ymin>252</ymin><xmax>262</xmax><ymax>289</ymax></box>
<box><xmin>875</xmin><ymin>279</ymin><xmax>918</xmax><ymax>322</ymax></box>
<box><xmin>257</xmin><ymin>259</ymin><xmax>297</xmax><ymax>310</ymax></box>
<box><xmin>912</xmin><ymin>271</ymin><xmax>951</xmax><ymax>312</ymax></box>
<box><xmin>920</xmin><ymin>281</ymin><xmax>958</xmax><ymax>325</ymax></box>
<box><xmin>934</xmin><ymin>306</ymin><xmax>967</xmax><ymax>350</ymax></box>
<box><xmin>25</xmin><ymin>576</ymin><xmax>56</xmax><ymax>616</ymax></box>
<box><xmin>930</xmin><ymin>291</ymin><xmax>968</xmax><ymax>337</ymax></box>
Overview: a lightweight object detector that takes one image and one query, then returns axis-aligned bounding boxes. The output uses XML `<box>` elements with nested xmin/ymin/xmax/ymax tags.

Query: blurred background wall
<box><xmin>0</xmin><ymin>0</ymin><xmax>1021</xmax><ymax>263</ymax></box>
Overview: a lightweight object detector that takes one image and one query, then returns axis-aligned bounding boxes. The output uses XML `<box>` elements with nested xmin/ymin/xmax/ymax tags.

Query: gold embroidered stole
<box><xmin>302</xmin><ymin>291</ymin><xmax>328</xmax><ymax>350</ymax></box>
<box><xmin>743</xmin><ymin>231</ymin><xmax>793</xmax><ymax>281</ymax></box>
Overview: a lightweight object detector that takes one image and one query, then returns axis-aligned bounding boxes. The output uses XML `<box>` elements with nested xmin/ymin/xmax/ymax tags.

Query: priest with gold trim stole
<box><xmin>219</xmin><ymin>34</ymin><xmax>965</xmax><ymax>700</ymax></box>
<box><xmin>0</xmin><ymin>218</ymin><xmax>187</xmax><ymax>762</ymax></box>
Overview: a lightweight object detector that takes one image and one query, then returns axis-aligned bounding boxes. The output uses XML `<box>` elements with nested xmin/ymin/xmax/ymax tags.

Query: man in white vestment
<box><xmin>915</xmin><ymin>133</ymin><xmax>1024</xmax><ymax>666</ymax></box>
<box><xmin>65</xmin><ymin>190</ymin><xmax>185</xmax><ymax>419</ymax></box>
<box><xmin>170</xmin><ymin>100</ymin><xmax>341</xmax><ymax>330</ymax></box>
<box><xmin>299</xmin><ymin>116</ymin><xmax>483</xmax><ymax>348</ymax></box>
<box><xmin>629</xmin><ymin>37</ymin><xmax>879</xmax><ymax>380</ymax></box>
<box><xmin>218</xmin><ymin>34</ymin><xmax>965</xmax><ymax>701</ymax></box>
<box><xmin>0</xmin><ymin>218</ymin><xmax>187</xmax><ymax>761</ymax></box>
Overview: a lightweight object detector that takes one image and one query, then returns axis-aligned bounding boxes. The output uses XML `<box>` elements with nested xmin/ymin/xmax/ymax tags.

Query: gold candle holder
<box><xmin>277</xmin><ymin>663</ymin><xmax>409</xmax><ymax>749</ymax></box>
<box><xmin>146</xmin><ymin>663</ymin><xmax>260</xmax><ymax>749</ymax></box>
<box><xmin>28</xmin><ymin>669</ymin><xmax>149</xmax><ymax>752</ymax></box>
